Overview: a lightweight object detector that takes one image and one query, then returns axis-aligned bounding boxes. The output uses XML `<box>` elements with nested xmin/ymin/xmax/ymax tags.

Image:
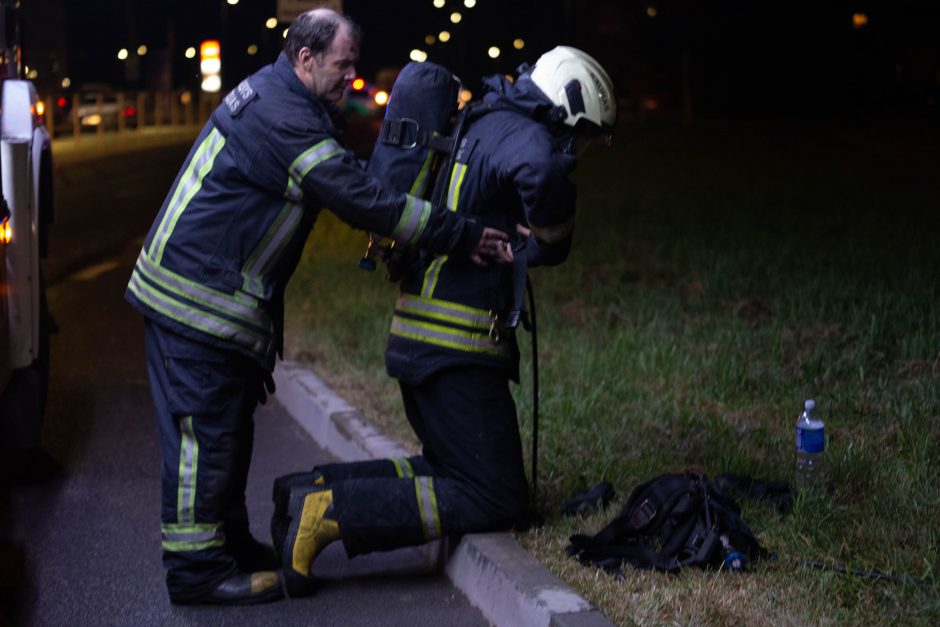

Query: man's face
<box><xmin>302</xmin><ymin>25</ymin><xmax>359</xmax><ymax>103</ymax></box>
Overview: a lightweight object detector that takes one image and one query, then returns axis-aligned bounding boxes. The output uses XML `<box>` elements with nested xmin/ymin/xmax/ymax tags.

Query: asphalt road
<box><xmin>0</xmin><ymin>139</ymin><xmax>486</xmax><ymax>626</ymax></box>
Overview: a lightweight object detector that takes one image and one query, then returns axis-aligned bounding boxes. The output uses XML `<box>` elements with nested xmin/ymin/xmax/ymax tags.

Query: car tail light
<box><xmin>122</xmin><ymin>105</ymin><xmax>136</xmax><ymax>118</ymax></box>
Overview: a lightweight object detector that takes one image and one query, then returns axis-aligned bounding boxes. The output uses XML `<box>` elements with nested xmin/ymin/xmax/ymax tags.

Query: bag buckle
<box><xmin>629</xmin><ymin>499</ymin><xmax>657</xmax><ymax>528</ymax></box>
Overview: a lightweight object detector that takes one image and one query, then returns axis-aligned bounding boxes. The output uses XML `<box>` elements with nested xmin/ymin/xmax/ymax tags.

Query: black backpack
<box><xmin>566</xmin><ymin>471</ymin><xmax>767</xmax><ymax>575</ymax></box>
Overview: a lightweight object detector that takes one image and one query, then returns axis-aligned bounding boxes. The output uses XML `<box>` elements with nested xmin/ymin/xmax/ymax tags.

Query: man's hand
<box><xmin>487</xmin><ymin>224</ymin><xmax>532</xmax><ymax>265</ymax></box>
<box><xmin>469</xmin><ymin>227</ymin><xmax>510</xmax><ymax>267</ymax></box>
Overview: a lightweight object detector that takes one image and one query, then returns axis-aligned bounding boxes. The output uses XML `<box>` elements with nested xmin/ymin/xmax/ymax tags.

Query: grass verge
<box><xmin>284</xmin><ymin>118</ymin><xmax>940</xmax><ymax>625</ymax></box>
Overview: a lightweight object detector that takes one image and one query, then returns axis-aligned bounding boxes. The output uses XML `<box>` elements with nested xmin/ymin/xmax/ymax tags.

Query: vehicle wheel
<box><xmin>0</xmin><ymin>281</ymin><xmax>50</xmax><ymax>449</ymax></box>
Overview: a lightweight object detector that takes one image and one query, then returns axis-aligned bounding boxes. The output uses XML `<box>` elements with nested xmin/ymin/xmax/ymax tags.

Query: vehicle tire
<box><xmin>0</xmin><ymin>280</ymin><xmax>50</xmax><ymax>449</ymax></box>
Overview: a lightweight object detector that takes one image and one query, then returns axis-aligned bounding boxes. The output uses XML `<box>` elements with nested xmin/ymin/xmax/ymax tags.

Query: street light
<box><xmin>488</xmin><ymin>46</ymin><xmax>500</xmax><ymax>59</ymax></box>
<box><xmin>513</xmin><ymin>38</ymin><xmax>525</xmax><ymax>50</ymax></box>
<box><xmin>433</xmin><ymin>0</ymin><xmax>445</xmax><ymax>7</ymax></box>
<box><xmin>439</xmin><ymin>30</ymin><xmax>451</xmax><ymax>42</ymax></box>
<box><xmin>450</xmin><ymin>12</ymin><xmax>462</xmax><ymax>23</ymax></box>
<box><xmin>117</xmin><ymin>48</ymin><xmax>129</xmax><ymax>60</ymax></box>
<box><xmin>185</xmin><ymin>47</ymin><xmax>196</xmax><ymax>59</ymax></box>
<box><xmin>137</xmin><ymin>45</ymin><xmax>148</xmax><ymax>56</ymax></box>
<box><xmin>265</xmin><ymin>17</ymin><xmax>277</xmax><ymax>29</ymax></box>
<box><xmin>410</xmin><ymin>49</ymin><xmax>428</xmax><ymax>62</ymax></box>
<box><xmin>464</xmin><ymin>0</ymin><xmax>476</xmax><ymax>7</ymax></box>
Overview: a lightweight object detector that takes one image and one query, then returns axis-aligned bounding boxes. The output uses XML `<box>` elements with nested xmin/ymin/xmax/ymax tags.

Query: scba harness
<box><xmin>566</xmin><ymin>471</ymin><xmax>768</xmax><ymax>575</ymax></box>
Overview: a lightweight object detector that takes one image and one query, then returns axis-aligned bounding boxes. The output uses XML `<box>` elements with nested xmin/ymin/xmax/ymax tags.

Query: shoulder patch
<box><xmin>224</xmin><ymin>79</ymin><xmax>259</xmax><ymax>118</ymax></box>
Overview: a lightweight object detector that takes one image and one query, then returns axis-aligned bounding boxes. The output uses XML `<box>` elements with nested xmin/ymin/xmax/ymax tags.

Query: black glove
<box><xmin>257</xmin><ymin>371</ymin><xmax>276</xmax><ymax>404</ymax></box>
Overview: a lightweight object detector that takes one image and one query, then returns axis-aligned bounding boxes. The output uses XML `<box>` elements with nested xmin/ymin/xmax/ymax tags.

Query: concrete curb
<box><xmin>272</xmin><ymin>360</ymin><xmax>614</xmax><ymax>627</ymax></box>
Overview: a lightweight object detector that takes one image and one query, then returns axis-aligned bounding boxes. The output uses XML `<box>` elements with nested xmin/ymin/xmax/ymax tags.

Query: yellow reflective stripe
<box><xmin>414</xmin><ymin>477</ymin><xmax>441</xmax><ymax>541</ymax></box>
<box><xmin>420</xmin><ymin>256</ymin><xmax>447</xmax><ymax>298</ymax></box>
<box><xmin>409</xmin><ymin>147</ymin><xmax>435</xmax><ymax>196</ymax></box>
<box><xmin>241</xmin><ymin>200</ymin><xmax>304</xmax><ymax>296</ymax></box>
<box><xmin>152</xmin><ymin>128</ymin><xmax>226</xmax><ymax>264</ymax></box>
<box><xmin>288</xmin><ymin>139</ymin><xmax>345</xmax><ymax>202</ymax></box>
<box><xmin>134</xmin><ymin>252</ymin><xmax>265</xmax><ymax>326</ymax></box>
<box><xmin>391</xmin><ymin>457</ymin><xmax>415</xmax><ymax>478</ymax></box>
<box><xmin>391</xmin><ymin>195</ymin><xmax>432</xmax><ymax>246</ymax></box>
<box><xmin>390</xmin><ymin>316</ymin><xmax>506</xmax><ymax>356</ymax></box>
<box><xmin>396</xmin><ymin>293</ymin><xmax>491</xmax><ymax>329</ymax></box>
<box><xmin>128</xmin><ymin>270</ymin><xmax>270</xmax><ymax>357</ymax></box>
<box><xmin>530</xmin><ymin>216</ymin><xmax>576</xmax><ymax>244</ymax></box>
<box><xmin>446</xmin><ymin>163</ymin><xmax>467</xmax><ymax>212</ymax></box>
<box><xmin>162</xmin><ymin>522</ymin><xmax>225</xmax><ymax>552</ymax></box>
<box><xmin>177</xmin><ymin>416</ymin><xmax>198</xmax><ymax>525</ymax></box>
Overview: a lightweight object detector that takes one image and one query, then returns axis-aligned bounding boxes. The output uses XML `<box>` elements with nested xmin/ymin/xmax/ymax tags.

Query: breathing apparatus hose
<box><xmin>526</xmin><ymin>276</ymin><xmax>540</xmax><ymax>521</ymax></box>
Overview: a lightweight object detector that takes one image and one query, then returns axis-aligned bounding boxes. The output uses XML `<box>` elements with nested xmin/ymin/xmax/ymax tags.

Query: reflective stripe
<box><xmin>409</xmin><ymin>148</ymin><xmax>435</xmax><ymax>196</ymax></box>
<box><xmin>288</xmin><ymin>139</ymin><xmax>345</xmax><ymax>201</ymax></box>
<box><xmin>128</xmin><ymin>269</ymin><xmax>270</xmax><ymax>357</ymax></box>
<box><xmin>241</xmin><ymin>200</ymin><xmax>304</xmax><ymax>297</ymax></box>
<box><xmin>135</xmin><ymin>252</ymin><xmax>265</xmax><ymax>326</ymax></box>
<box><xmin>530</xmin><ymin>216</ymin><xmax>575</xmax><ymax>244</ymax></box>
<box><xmin>420</xmin><ymin>256</ymin><xmax>447</xmax><ymax>298</ymax></box>
<box><xmin>413</xmin><ymin>477</ymin><xmax>441</xmax><ymax>541</ymax></box>
<box><xmin>162</xmin><ymin>522</ymin><xmax>225</xmax><ymax>552</ymax></box>
<box><xmin>177</xmin><ymin>416</ymin><xmax>198</xmax><ymax>524</ymax></box>
<box><xmin>397</xmin><ymin>293</ymin><xmax>491</xmax><ymax>329</ymax></box>
<box><xmin>151</xmin><ymin>128</ymin><xmax>226</xmax><ymax>264</ymax></box>
<box><xmin>446</xmin><ymin>163</ymin><xmax>467</xmax><ymax>212</ymax></box>
<box><xmin>391</xmin><ymin>457</ymin><xmax>415</xmax><ymax>479</ymax></box>
<box><xmin>391</xmin><ymin>195</ymin><xmax>432</xmax><ymax>246</ymax></box>
<box><xmin>391</xmin><ymin>316</ymin><xmax>507</xmax><ymax>357</ymax></box>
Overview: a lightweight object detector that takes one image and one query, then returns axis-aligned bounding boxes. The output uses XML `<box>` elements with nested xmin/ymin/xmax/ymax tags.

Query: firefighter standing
<box><xmin>126</xmin><ymin>9</ymin><xmax>506</xmax><ymax>605</ymax></box>
<box><xmin>274</xmin><ymin>47</ymin><xmax>618</xmax><ymax>597</ymax></box>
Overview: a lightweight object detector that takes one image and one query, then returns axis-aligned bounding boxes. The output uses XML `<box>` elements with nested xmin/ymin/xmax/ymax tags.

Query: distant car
<box><xmin>75</xmin><ymin>90</ymin><xmax>137</xmax><ymax>130</ymax></box>
<box><xmin>341</xmin><ymin>79</ymin><xmax>388</xmax><ymax>119</ymax></box>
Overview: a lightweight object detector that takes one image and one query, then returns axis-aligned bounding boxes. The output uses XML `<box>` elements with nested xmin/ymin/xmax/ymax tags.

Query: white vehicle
<box><xmin>0</xmin><ymin>0</ymin><xmax>54</xmax><ymax>449</ymax></box>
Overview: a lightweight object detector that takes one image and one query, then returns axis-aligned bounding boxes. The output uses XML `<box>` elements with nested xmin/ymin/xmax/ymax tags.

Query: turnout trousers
<box><xmin>326</xmin><ymin>366</ymin><xmax>529</xmax><ymax>557</ymax></box>
<box><xmin>144</xmin><ymin>320</ymin><xmax>264</xmax><ymax>601</ymax></box>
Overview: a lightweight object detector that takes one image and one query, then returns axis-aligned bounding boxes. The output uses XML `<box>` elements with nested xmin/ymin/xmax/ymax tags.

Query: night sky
<box><xmin>26</xmin><ymin>0</ymin><xmax>940</xmax><ymax>119</ymax></box>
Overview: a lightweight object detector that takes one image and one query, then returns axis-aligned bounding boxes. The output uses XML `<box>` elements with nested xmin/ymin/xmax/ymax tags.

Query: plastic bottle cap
<box><xmin>804</xmin><ymin>399</ymin><xmax>815</xmax><ymax>411</ymax></box>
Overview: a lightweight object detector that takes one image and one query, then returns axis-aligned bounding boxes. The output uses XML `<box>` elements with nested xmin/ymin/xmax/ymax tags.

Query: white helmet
<box><xmin>527</xmin><ymin>46</ymin><xmax>617</xmax><ymax>134</ymax></box>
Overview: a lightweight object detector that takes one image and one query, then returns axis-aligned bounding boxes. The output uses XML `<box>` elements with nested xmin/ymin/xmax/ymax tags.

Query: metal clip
<box><xmin>489</xmin><ymin>311</ymin><xmax>502</xmax><ymax>344</ymax></box>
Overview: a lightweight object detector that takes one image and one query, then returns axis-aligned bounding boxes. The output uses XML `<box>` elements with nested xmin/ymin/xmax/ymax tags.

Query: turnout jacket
<box><xmin>386</xmin><ymin>75</ymin><xmax>578</xmax><ymax>385</ymax></box>
<box><xmin>126</xmin><ymin>53</ymin><xmax>479</xmax><ymax>369</ymax></box>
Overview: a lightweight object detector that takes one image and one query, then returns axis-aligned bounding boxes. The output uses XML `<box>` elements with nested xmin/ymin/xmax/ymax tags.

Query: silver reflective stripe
<box><xmin>151</xmin><ymin>128</ymin><xmax>226</xmax><ymax>264</ymax></box>
<box><xmin>391</xmin><ymin>195</ymin><xmax>431</xmax><ymax>246</ymax></box>
<box><xmin>530</xmin><ymin>216</ymin><xmax>576</xmax><ymax>244</ymax></box>
<box><xmin>397</xmin><ymin>293</ymin><xmax>491</xmax><ymax>329</ymax></box>
<box><xmin>288</xmin><ymin>139</ymin><xmax>345</xmax><ymax>201</ymax></box>
<box><xmin>390</xmin><ymin>316</ymin><xmax>506</xmax><ymax>357</ymax></box>
<box><xmin>446</xmin><ymin>163</ymin><xmax>467</xmax><ymax>212</ymax></box>
<box><xmin>241</xmin><ymin>201</ymin><xmax>304</xmax><ymax>296</ymax></box>
<box><xmin>420</xmin><ymin>256</ymin><xmax>447</xmax><ymax>298</ymax></box>
<box><xmin>135</xmin><ymin>252</ymin><xmax>265</xmax><ymax>325</ymax></box>
<box><xmin>414</xmin><ymin>477</ymin><xmax>441</xmax><ymax>541</ymax></box>
<box><xmin>128</xmin><ymin>271</ymin><xmax>270</xmax><ymax>357</ymax></box>
<box><xmin>391</xmin><ymin>457</ymin><xmax>415</xmax><ymax>478</ymax></box>
<box><xmin>177</xmin><ymin>416</ymin><xmax>198</xmax><ymax>524</ymax></box>
<box><xmin>161</xmin><ymin>522</ymin><xmax>225</xmax><ymax>552</ymax></box>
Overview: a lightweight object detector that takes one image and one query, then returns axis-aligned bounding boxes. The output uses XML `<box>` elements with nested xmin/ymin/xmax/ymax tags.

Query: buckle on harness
<box><xmin>381</xmin><ymin>118</ymin><xmax>419</xmax><ymax>149</ymax></box>
<box><xmin>629</xmin><ymin>499</ymin><xmax>657</xmax><ymax>529</ymax></box>
<box><xmin>489</xmin><ymin>311</ymin><xmax>502</xmax><ymax>344</ymax></box>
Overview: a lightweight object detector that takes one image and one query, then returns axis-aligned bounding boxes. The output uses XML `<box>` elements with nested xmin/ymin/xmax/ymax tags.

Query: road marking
<box><xmin>68</xmin><ymin>259</ymin><xmax>121</xmax><ymax>281</ymax></box>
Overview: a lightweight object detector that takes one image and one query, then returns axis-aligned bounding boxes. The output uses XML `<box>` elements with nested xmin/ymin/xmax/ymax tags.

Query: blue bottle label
<box><xmin>796</xmin><ymin>426</ymin><xmax>825</xmax><ymax>453</ymax></box>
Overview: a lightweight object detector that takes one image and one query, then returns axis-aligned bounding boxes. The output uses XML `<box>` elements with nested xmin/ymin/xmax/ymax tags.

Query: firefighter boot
<box><xmin>171</xmin><ymin>570</ymin><xmax>283</xmax><ymax>605</ymax></box>
<box><xmin>271</xmin><ymin>470</ymin><xmax>326</xmax><ymax>562</ymax></box>
<box><xmin>281</xmin><ymin>486</ymin><xmax>339</xmax><ymax>597</ymax></box>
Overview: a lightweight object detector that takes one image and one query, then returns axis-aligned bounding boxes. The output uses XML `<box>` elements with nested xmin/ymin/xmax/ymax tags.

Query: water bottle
<box><xmin>795</xmin><ymin>399</ymin><xmax>825</xmax><ymax>487</ymax></box>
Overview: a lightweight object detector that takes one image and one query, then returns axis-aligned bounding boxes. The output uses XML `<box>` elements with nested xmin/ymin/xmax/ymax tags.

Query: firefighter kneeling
<box><xmin>273</xmin><ymin>45</ymin><xmax>618</xmax><ymax>596</ymax></box>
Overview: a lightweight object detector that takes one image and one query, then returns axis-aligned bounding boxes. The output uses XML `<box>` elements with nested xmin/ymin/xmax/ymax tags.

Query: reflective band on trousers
<box><xmin>391</xmin><ymin>457</ymin><xmax>415</xmax><ymax>479</ymax></box>
<box><xmin>391</xmin><ymin>195</ymin><xmax>432</xmax><ymax>246</ymax></box>
<box><xmin>161</xmin><ymin>522</ymin><xmax>225</xmax><ymax>552</ymax></box>
<box><xmin>530</xmin><ymin>215</ymin><xmax>576</xmax><ymax>244</ymax></box>
<box><xmin>129</xmin><ymin>252</ymin><xmax>271</xmax><ymax>358</ymax></box>
<box><xmin>177</xmin><ymin>416</ymin><xmax>198</xmax><ymax>524</ymax></box>
<box><xmin>151</xmin><ymin>128</ymin><xmax>226</xmax><ymax>264</ymax></box>
<box><xmin>413</xmin><ymin>477</ymin><xmax>441</xmax><ymax>542</ymax></box>
<box><xmin>390</xmin><ymin>316</ymin><xmax>507</xmax><ymax>356</ymax></box>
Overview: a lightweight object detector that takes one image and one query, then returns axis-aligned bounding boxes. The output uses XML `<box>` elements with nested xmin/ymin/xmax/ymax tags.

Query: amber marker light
<box><xmin>351</xmin><ymin>77</ymin><xmax>366</xmax><ymax>90</ymax></box>
<box><xmin>1</xmin><ymin>218</ymin><xmax>11</xmax><ymax>245</ymax></box>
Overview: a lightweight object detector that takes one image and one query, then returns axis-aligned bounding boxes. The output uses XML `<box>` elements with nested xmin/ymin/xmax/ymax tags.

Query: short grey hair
<box><xmin>284</xmin><ymin>9</ymin><xmax>361</xmax><ymax>65</ymax></box>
